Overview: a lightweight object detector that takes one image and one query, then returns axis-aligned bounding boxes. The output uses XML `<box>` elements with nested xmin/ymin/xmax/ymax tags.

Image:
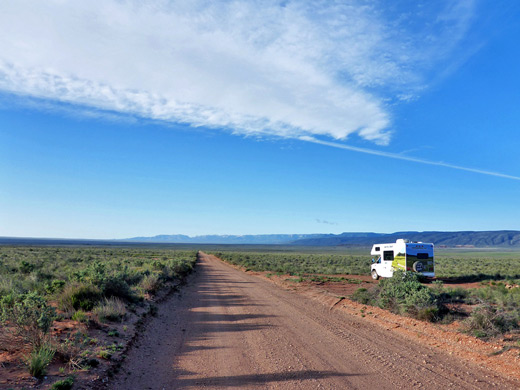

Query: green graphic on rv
<box><xmin>370</xmin><ymin>239</ymin><xmax>434</xmax><ymax>280</ymax></box>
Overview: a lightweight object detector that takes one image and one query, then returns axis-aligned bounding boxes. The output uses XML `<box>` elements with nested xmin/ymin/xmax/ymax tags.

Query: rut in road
<box><xmin>108</xmin><ymin>252</ymin><xmax>518</xmax><ymax>389</ymax></box>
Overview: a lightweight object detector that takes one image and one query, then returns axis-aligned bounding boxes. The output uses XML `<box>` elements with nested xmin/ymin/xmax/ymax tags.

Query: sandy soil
<box><xmin>105</xmin><ymin>253</ymin><xmax>519</xmax><ymax>389</ymax></box>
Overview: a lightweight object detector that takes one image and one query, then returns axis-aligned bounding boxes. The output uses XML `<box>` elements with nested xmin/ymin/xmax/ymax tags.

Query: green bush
<box><xmin>26</xmin><ymin>344</ymin><xmax>55</xmax><ymax>377</ymax></box>
<box><xmin>170</xmin><ymin>260</ymin><xmax>195</xmax><ymax>277</ymax></box>
<box><xmin>85</xmin><ymin>261</ymin><xmax>107</xmax><ymax>284</ymax></box>
<box><xmin>415</xmin><ymin>306</ymin><xmax>440</xmax><ymax>322</ymax></box>
<box><xmin>1</xmin><ymin>292</ymin><xmax>56</xmax><ymax>346</ymax></box>
<box><xmin>351</xmin><ymin>288</ymin><xmax>375</xmax><ymax>305</ymax></box>
<box><xmin>58</xmin><ymin>283</ymin><xmax>101</xmax><ymax>312</ymax></box>
<box><xmin>45</xmin><ymin>279</ymin><xmax>66</xmax><ymax>294</ymax></box>
<box><xmin>100</xmin><ymin>275</ymin><xmax>133</xmax><ymax>301</ymax></box>
<box><xmin>354</xmin><ymin>271</ymin><xmax>441</xmax><ymax>322</ymax></box>
<box><xmin>71</xmin><ymin>310</ymin><xmax>88</xmax><ymax>323</ymax></box>
<box><xmin>403</xmin><ymin>287</ymin><xmax>439</xmax><ymax>320</ymax></box>
<box><xmin>378</xmin><ymin>271</ymin><xmax>427</xmax><ymax>306</ymax></box>
<box><xmin>19</xmin><ymin>260</ymin><xmax>35</xmax><ymax>274</ymax></box>
<box><xmin>51</xmin><ymin>376</ymin><xmax>74</xmax><ymax>390</ymax></box>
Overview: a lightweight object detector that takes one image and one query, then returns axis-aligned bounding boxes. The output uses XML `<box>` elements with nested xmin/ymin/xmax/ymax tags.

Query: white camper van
<box><xmin>370</xmin><ymin>239</ymin><xmax>434</xmax><ymax>280</ymax></box>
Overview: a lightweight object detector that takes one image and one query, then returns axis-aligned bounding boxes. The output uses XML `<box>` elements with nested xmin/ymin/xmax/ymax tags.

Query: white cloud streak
<box><xmin>0</xmin><ymin>1</ymin><xmax>475</xmax><ymax>144</ymax></box>
<box><xmin>300</xmin><ymin>136</ymin><xmax>520</xmax><ymax>181</ymax></box>
<box><xmin>316</xmin><ymin>219</ymin><xmax>338</xmax><ymax>226</ymax></box>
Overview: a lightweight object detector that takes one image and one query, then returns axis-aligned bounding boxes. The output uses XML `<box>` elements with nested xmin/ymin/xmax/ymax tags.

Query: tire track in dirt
<box><xmin>107</xmin><ymin>253</ymin><xmax>519</xmax><ymax>389</ymax></box>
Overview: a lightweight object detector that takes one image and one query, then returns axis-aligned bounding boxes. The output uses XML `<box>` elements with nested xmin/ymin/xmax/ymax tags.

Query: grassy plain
<box><xmin>211</xmin><ymin>246</ymin><xmax>520</xmax><ymax>281</ymax></box>
<box><xmin>435</xmin><ymin>248</ymin><xmax>520</xmax><ymax>280</ymax></box>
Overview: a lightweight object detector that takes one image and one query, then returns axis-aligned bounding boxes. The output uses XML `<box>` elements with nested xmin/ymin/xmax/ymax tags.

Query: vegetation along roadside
<box><xmin>0</xmin><ymin>245</ymin><xmax>197</xmax><ymax>389</ymax></box>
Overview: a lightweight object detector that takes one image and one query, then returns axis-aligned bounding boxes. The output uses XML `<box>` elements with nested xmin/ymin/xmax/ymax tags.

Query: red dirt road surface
<box><xmin>107</xmin><ymin>253</ymin><xmax>518</xmax><ymax>389</ymax></box>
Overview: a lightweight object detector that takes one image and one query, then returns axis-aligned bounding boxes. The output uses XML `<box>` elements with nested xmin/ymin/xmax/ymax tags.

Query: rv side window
<box><xmin>383</xmin><ymin>251</ymin><xmax>394</xmax><ymax>261</ymax></box>
<box><xmin>375</xmin><ymin>246</ymin><xmax>380</xmax><ymax>251</ymax></box>
<box><xmin>417</xmin><ymin>253</ymin><xmax>428</xmax><ymax>260</ymax></box>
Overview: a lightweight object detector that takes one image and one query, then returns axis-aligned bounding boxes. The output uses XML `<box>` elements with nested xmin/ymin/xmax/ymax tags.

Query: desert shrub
<box><xmin>139</xmin><ymin>273</ymin><xmax>162</xmax><ymax>294</ymax></box>
<box><xmin>85</xmin><ymin>261</ymin><xmax>107</xmax><ymax>284</ymax></box>
<box><xmin>375</xmin><ymin>270</ymin><xmax>424</xmax><ymax>313</ymax></box>
<box><xmin>415</xmin><ymin>306</ymin><xmax>441</xmax><ymax>322</ymax></box>
<box><xmin>439</xmin><ymin>286</ymin><xmax>470</xmax><ymax>302</ymax></box>
<box><xmin>404</xmin><ymin>287</ymin><xmax>436</xmax><ymax>309</ymax></box>
<box><xmin>93</xmin><ymin>297</ymin><xmax>127</xmax><ymax>322</ymax></box>
<box><xmin>69</xmin><ymin>265</ymin><xmax>135</xmax><ymax>302</ymax></box>
<box><xmin>430</xmin><ymin>279</ymin><xmax>444</xmax><ymax>290</ymax></box>
<box><xmin>359</xmin><ymin>271</ymin><xmax>442</xmax><ymax>321</ymax></box>
<box><xmin>151</xmin><ymin>260</ymin><xmax>164</xmax><ymax>270</ymax></box>
<box><xmin>45</xmin><ymin>279</ymin><xmax>66</xmax><ymax>294</ymax></box>
<box><xmin>100</xmin><ymin>274</ymin><xmax>134</xmax><ymax>301</ymax></box>
<box><xmin>121</xmin><ymin>268</ymin><xmax>145</xmax><ymax>286</ymax></box>
<box><xmin>51</xmin><ymin>376</ymin><xmax>74</xmax><ymax>390</ymax></box>
<box><xmin>378</xmin><ymin>271</ymin><xmax>425</xmax><ymax>304</ymax></box>
<box><xmin>71</xmin><ymin>310</ymin><xmax>88</xmax><ymax>323</ymax></box>
<box><xmin>403</xmin><ymin>288</ymin><xmax>440</xmax><ymax>321</ymax></box>
<box><xmin>174</xmin><ymin>259</ymin><xmax>195</xmax><ymax>275</ymax></box>
<box><xmin>473</xmin><ymin>284</ymin><xmax>520</xmax><ymax>309</ymax></box>
<box><xmin>464</xmin><ymin>304</ymin><xmax>519</xmax><ymax>339</ymax></box>
<box><xmin>496</xmin><ymin>287</ymin><xmax>520</xmax><ymax>309</ymax></box>
<box><xmin>58</xmin><ymin>283</ymin><xmax>101</xmax><ymax>312</ymax></box>
<box><xmin>26</xmin><ymin>343</ymin><xmax>55</xmax><ymax>377</ymax></box>
<box><xmin>351</xmin><ymin>288</ymin><xmax>375</xmax><ymax>305</ymax></box>
<box><xmin>19</xmin><ymin>260</ymin><xmax>36</xmax><ymax>274</ymax></box>
<box><xmin>0</xmin><ymin>275</ymin><xmax>18</xmax><ymax>297</ymax></box>
<box><xmin>1</xmin><ymin>292</ymin><xmax>56</xmax><ymax>346</ymax></box>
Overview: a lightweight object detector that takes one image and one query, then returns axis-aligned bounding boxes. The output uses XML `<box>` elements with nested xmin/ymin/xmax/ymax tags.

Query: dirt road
<box><xmin>108</xmin><ymin>253</ymin><xmax>518</xmax><ymax>389</ymax></box>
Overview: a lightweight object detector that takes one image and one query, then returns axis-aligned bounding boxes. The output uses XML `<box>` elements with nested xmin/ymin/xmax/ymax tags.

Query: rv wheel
<box><xmin>413</xmin><ymin>261</ymin><xmax>424</xmax><ymax>272</ymax></box>
<box><xmin>371</xmin><ymin>270</ymin><xmax>379</xmax><ymax>280</ymax></box>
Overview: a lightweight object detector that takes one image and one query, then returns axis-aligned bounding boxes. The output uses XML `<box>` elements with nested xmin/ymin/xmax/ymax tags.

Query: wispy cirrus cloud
<box><xmin>0</xmin><ymin>1</ymin><xmax>476</xmax><ymax>144</ymax></box>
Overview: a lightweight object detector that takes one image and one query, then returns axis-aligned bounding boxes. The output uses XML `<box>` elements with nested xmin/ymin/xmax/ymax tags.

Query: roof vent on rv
<box><xmin>396</xmin><ymin>239</ymin><xmax>410</xmax><ymax>244</ymax></box>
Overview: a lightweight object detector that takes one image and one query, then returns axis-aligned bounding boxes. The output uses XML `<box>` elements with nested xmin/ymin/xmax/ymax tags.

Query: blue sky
<box><xmin>1</xmin><ymin>0</ymin><xmax>519</xmax><ymax>239</ymax></box>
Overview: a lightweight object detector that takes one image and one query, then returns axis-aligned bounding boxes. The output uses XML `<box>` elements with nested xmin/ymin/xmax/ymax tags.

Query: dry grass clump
<box><xmin>93</xmin><ymin>297</ymin><xmax>127</xmax><ymax>322</ymax></box>
<box><xmin>139</xmin><ymin>273</ymin><xmax>162</xmax><ymax>294</ymax></box>
<box><xmin>58</xmin><ymin>283</ymin><xmax>101</xmax><ymax>314</ymax></box>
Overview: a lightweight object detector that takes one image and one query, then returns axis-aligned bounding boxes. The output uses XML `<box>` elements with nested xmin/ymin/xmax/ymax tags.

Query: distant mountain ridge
<box><xmin>291</xmin><ymin>230</ymin><xmax>520</xmax><ymax>247</ymax></box>
<box><xmin>126</xmin><ymin>231</ymin><xmax>520</xmax><ymax>247</ymax></box>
